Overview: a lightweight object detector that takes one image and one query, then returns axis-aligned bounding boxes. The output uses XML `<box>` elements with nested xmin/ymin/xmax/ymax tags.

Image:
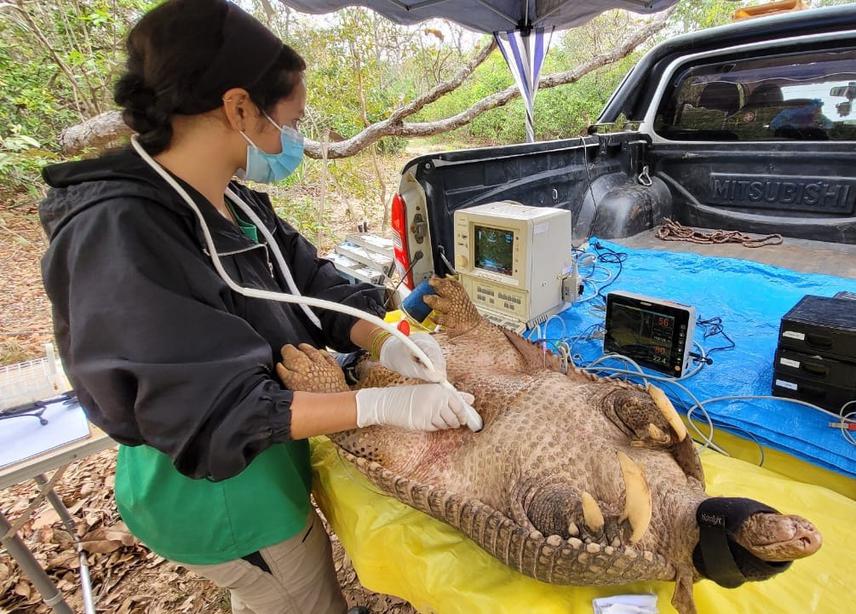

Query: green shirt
<box><xmin>114</xmin><ymin>202</ymin><xmax>309</xmax><ymax>565</ymax></box>
<box><xmin>227</xmin><ymin>200</ymin><xmax>259</xmax><ymax>243</ymax></box>
<box><xmin>115</xmin><ymin>441</ymin><xmax>312</xmax><ymax>564</ymax></box>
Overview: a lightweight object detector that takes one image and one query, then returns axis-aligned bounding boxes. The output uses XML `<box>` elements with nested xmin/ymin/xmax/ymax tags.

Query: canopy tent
<box><xmin>495</xmin><ymin>27</ymin><xmax>553</xmax><ymax>142</ymax></box>
<box><xmin>278</xmin><ymin>0</ymin><xmax>678</xmax><ymax>141</ymax></box>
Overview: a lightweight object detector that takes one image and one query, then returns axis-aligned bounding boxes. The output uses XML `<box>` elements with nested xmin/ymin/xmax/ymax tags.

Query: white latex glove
<box><xmin>378</xmin><ymin>332</ymin><xmax>446</xmax><ymax>382</ymax></box>
<box><xmin>355</xmin><ymin>384</ymin><xmax>477</xmax><ymax>431</ymax></box>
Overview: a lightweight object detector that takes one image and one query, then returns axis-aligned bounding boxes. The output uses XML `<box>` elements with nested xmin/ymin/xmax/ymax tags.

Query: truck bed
<box><xmin>616</xmin><ymin>228</ymin><xmax>856</xmax><ymax>279</ymax></box>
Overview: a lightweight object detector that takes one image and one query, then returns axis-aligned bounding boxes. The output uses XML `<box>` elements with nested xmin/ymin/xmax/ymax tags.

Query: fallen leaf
<box><xmin>178</xmin><ymin>595</ymin><xmax>195</xmax><ymax>611</ymax></box>
<box><xmin>52</xmin><ymin>528</ymin><xmax>74</xmax><ymax>549</ymax></box>
<box><xmin>57</xmin><ymin>578</ymin><xmax>76</xmax><ymax>591</ymax></box>
<box><xmin>47</xmin><ymin>550</ymin><xmax>79</xmax><ymax>569</ymax></box>
<box><xmin>14</xmin><ymin>580</ymin><xmax>31</xmax><ymax>599</ymax></box>
<box><xmin>80</xmin><ymin>539</ymin><xmax>124</xmax><ymax>554</ymax></box>
<box><xmin>102</xmin><ymin>526</ymin><xmax>136</xmax><ymax>546</ymax></box>
<box><xmin>33</xmin><ymin>507</ymin><xmax>61</xmax><ymax>530</ymax></box>
<box><xmin>34</xmin><ymin>527</ymin><xmax>54</xmax><ymax>545</ymax></box>
<box><xmin>117</xmin><ymin>596</ymin><xmax>135</xmax><ymax>614</ymax></box>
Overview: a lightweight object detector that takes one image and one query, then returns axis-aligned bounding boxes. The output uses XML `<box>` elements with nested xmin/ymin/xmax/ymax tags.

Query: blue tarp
<box><xmin>534</xmin><ymin>238</ymin><xmax>856</xmax><ymax>479</ymax></box>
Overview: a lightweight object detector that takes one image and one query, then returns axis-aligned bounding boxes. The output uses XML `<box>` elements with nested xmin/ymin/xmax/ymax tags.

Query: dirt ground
<box><xmin>0</xmin><ymin>141</ymin><xmax>454</xmax><ymax>612</ymax></box>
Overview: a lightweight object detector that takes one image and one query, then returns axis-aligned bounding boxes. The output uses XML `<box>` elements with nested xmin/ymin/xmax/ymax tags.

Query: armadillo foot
<box><xmin>277</xmin><ymin>343</ymin><xmax>349</xmax><ymax>393</ymax></box>
<box><xmin>424</xmin><ymin>275</ymin><xmax>482</xmax><ymax>334</ymax></box>
<box><xmin>601</xmin><ymin>386</ymin><xmax>683</xmax><ymax>447</ymax></box>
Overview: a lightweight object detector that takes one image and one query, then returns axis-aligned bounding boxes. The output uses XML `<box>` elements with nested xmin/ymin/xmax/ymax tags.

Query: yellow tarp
<box><xmin>311</xmin><ymin>437</ymin><xmax>854</xmax><ymax>614</ymax></box>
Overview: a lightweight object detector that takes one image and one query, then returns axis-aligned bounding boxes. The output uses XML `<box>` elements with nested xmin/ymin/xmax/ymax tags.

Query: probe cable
<box><xmin>130</xmin><ymin>136</ymin><xmax>482</xmax><ymax>432</ymax></box>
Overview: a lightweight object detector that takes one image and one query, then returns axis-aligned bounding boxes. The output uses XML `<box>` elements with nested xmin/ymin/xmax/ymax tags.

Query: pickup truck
<box><xmin>389</xmin><ymin>3</ymin><xmax>856</xmax><ymax>288</ymax></box>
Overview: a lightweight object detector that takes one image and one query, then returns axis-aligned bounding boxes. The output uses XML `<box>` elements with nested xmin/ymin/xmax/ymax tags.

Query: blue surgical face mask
<box><xmin>239</xmin><ymin>112</ymin><xmax>304</xmax><ymax>183</ymax></box>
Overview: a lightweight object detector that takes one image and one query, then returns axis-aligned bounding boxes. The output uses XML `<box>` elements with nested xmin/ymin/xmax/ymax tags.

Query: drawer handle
<box><xmin>805</xmin><ymin>334</ymin><xmax>832</xmax><ymax>349</ymax></box>
<box><xmin>801</xmin><ymin>362</ymin><xmax>828</xmax><ymax>376</ymax></box>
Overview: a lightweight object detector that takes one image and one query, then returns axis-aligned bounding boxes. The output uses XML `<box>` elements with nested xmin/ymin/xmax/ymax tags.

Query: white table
<box><xmin>1</xmin><ymin>411</ymin><xmax>115</xmax><ymax>613</ymax></box>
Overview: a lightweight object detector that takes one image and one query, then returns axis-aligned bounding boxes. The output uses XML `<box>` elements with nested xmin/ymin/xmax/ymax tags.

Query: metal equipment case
<box><xmin>772</xmin><ymin>295</ymin><xmax>856</xmax><ymax>410</ymax></box>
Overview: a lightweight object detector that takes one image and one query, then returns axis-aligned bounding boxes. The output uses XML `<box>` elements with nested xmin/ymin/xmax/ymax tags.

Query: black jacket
<box><xmin>39</xmin><ymin>148</ymin><xmax>384</xmax><ymax>480</ymax></box>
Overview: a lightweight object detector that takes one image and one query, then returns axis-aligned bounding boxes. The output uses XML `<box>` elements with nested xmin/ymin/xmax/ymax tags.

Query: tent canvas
<box><xmin>277</xmin><ymin>0</ymin><xmax>677</xmax><ymax>33</ymax></box>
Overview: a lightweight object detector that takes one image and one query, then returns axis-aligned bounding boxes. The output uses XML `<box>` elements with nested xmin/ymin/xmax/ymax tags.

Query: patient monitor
<box><xmin>453</xmin><ymin>202</ymin><xmax>575</xmax><ymax>331</ymax></box>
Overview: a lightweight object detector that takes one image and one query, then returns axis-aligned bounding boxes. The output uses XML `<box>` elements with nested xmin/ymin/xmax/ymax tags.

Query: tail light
<box><xmin>390</xmin><ymin>193</ymin><xmax>414</xmax><ymax>289</ymax></box>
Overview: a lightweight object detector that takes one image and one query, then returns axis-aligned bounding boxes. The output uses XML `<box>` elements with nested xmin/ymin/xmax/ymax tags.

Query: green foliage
<box><xmin>4</xmin><ymin>0</ymin><xmax>846</xmax><ymax>206</ymax></box>
<box><xmin>253</xmin><ymin>4</ymin><xmax>440</xmax><ymax>155</ymax></box>
<box><xmin>412</xmin><ymin>11</ymin><xmax>645</xmax><ymax>143</ymax></box>
<box><xmin>272</xmin><ymin>194</ymin><xmax>331</xmax><ymax>239</ymax></box>
<box><xmin>0</xmin><ymin>128</ymin><xmax>58</xmax><ymax>199</ymax></box>
<box><xmin>0</xmin><ymin>0</ymin><xmax>154</xmax><ymax>193</ymax></box>
<box><xmin>672</xmin><ymin>0</ymin><xmax>744</xmax><ymax>30</ymax></box>
<box><xmin>673</xmin><ymin>0</ymin><xmax>852</xmax><ymax>31</ymax></box>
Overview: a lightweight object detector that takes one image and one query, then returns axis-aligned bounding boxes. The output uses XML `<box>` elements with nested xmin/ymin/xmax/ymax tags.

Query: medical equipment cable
<box><xmin>225</xmin><ymin>186</ymin><xmax>322</xmax><ymax>328</ymax></box>
<box><xmin>572</xmin><ymin>244</ymin><xmax>624</xmax><ymax>305</ymax></box>
<box><xmin>695</xmin><ymin>316</ymin><xmax>736</xmax><ymax>356</ymax></box>
<box><xmin>130</xmin><ymin>136</ymin><xmax>482</xmax><ymax>431</ymax></box>
<box><xmin>582</xmin><ymin>136</ymin><xmax>601</xmax><ymax>235</ymax></box>
<box><xmin>437</xmin><ymin>244</ymin><xmax>458</xmax><ymax>276</ymax></box>
<box><xmin>685</xmin><ymin>395</ymin><xmax>856</xmax><ymax>448</ymax></box>
<box><xmin>583</xmin><ymin>362</ymin><xmax>856</xmax><ymax>456</ymax></box>
<box><xmin>590</xmin><ymin>241</ymin><xmax>627</xmax><ymax>301</ymax></box>
<box><xmin>383</xmin><ymin>250</ymin><xmax>423</xmax><ymax>310</ymax></box>
<box><xmin>839</xmin><ymin>400</ymin><xmax>856</xmax><ymax>446</ymax></box>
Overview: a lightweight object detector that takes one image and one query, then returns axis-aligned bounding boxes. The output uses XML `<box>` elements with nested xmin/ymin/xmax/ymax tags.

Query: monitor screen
<box><xmin>605</xmin><ymin>304</ymin><xmax>677</xmax><ymax>368</ymax></box>
<box><xmin>474</xmin><ymin>225</ymin><xmax>514</xmax><ymax>276</ymax></box>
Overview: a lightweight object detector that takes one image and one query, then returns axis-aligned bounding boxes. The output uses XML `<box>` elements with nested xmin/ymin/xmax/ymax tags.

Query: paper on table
<box><xmin>592</xmin><ymin>594</ymin><xmax>658</xmax><ymax>614</ymax></box>
<box><xmin>0</xmin><ymin>398</ymin><xmax>91</xmax><ymax>469</ymax></box>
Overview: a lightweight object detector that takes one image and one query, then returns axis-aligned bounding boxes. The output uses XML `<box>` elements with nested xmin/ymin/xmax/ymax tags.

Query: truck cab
<box><xmin>390</xmin><ymin>4</ymin><xmax>856</xmax><ymax>288</ymax></box>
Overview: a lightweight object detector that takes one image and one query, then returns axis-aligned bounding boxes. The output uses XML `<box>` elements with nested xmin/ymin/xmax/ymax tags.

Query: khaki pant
<box><xmin>184</xmin><ymin>511</ymin><xmax>347</xmax><ymax>614</ymax></box>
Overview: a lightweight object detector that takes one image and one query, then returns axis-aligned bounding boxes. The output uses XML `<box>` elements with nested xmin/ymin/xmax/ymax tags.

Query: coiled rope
<box><xmin>656</xmin><ymin>218</ymin><xmax>783</xmax><ymax>248</ymax></box>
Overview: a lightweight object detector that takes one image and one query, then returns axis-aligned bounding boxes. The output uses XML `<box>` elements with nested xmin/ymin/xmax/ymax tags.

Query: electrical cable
<box><xmin>839</xmin><ymin>400</ymin><xmax>856</xmax><ymax>446</ymax></box>
<box><xmin>543</xmin><ymin>314</ymin><xmax>568</xmax><ymax>343</ymax></box>
<box><xmin>384</xmin><ymin>251</ymin><xmax>423</xmax><ymax>310</ymax></box>
<box><xmin>590</xmin><ymin>241</ymin><xmax>627</xmax><ymax>302</ymax></box>
<box><xmin>582</xmin><ymin>136</ymin><xmax>601</xmax><ymax>235</ymax></box>
<box><xmin>695</xmin><ymin>315</ymin><xmax>736</xmax><ymax>356</ymax></box>
<box><xmin>574</xmin><ymin>251</ymin><xmax>597</xmax><ymax>277</ymax></box>
<box><xmin>686</xmin><ymin>395</ymin><xmax>856</xmax><ymax>448</ymax></box>
<box><xmin>583</xmin><ymin>267</ymin><xmax>614</xmax><ymax>284</ymax></box>
<box><xmin>437</xmin><ymin>244</ymin><xmax>458</xmax><ymax>276</ymax></box>
<box><xmin>573</xmin><ymin>256</ymin><xmax>616</xmax><ymax>304</ymax></box>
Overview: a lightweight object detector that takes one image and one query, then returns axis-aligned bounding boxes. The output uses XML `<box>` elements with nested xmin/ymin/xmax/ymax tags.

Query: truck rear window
<box><xmin>654</xmin><ymin>47</ymin><xmax>856</xmax><ymax>141</ymax></box>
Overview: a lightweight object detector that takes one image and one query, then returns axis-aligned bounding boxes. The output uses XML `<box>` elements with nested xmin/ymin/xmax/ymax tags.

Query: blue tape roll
<box><xmin>401</xmin><ymin>279</ymin><xmax>435</xmax><ymax>322</ymax></box>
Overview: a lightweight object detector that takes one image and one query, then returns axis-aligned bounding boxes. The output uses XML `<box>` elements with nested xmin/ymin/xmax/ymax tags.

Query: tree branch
<box><xmin>306</xmin><ymin>12</ymin><xmax>669</xmax><ymax>157</ymax></box>
<box><xmin>58</xmin><ymin>13</ymin><xmax>668</xmax><ymax>157</ymax></box>
<box><xmin>387</xmin><ymin>39</ymin><xmax>496</xmax><ymax>124</ymax></box>
<box><xmin>59</xmin><ymin>110</ymin><xmax>127</xmax><ymax>154</ymax></box>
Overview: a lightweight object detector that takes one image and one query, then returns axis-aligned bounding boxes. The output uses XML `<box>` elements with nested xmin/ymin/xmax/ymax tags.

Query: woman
<box><xmin>39</xmin><ymin>1</ymin><xmax>475</xmax><ymax>612</ymax></box>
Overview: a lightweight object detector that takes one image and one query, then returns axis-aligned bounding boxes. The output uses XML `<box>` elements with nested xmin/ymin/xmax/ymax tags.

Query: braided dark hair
<box><xmin>114</xmin><ymin>0</ymin><xmax>305</xmax><ymax>155</ymax></box>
